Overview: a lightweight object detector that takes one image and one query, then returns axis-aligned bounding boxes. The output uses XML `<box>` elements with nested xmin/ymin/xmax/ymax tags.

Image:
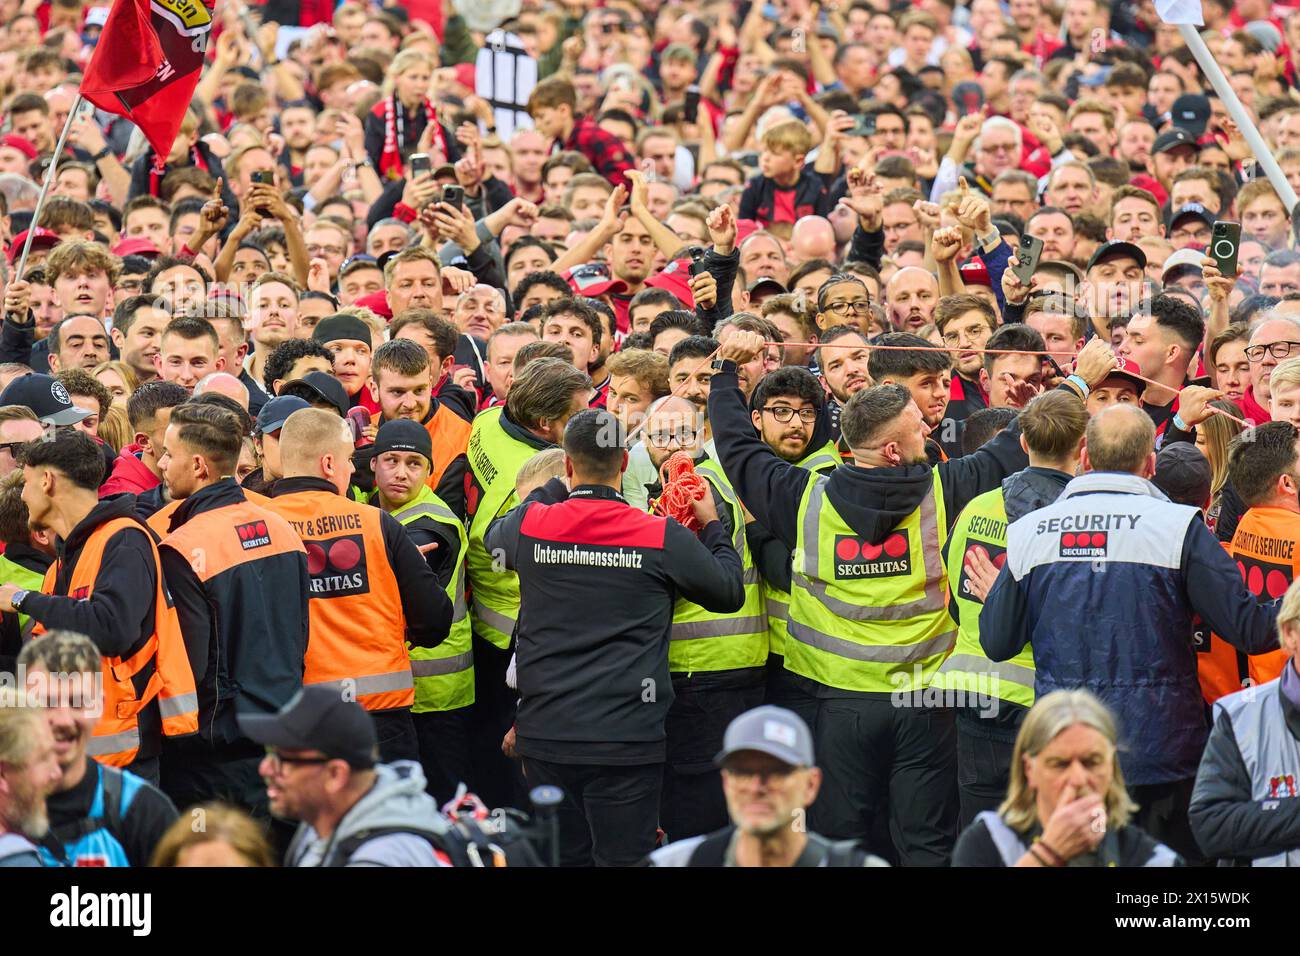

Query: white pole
<box><xmin>1177</xmin><ymin>24</ymin><xmax>1299</xmax><ymax>213</ymax></box>
<box><xmin>13</xmin><ymin>93</ymin><xmax>85</xmax><ymax>280</ymax></box>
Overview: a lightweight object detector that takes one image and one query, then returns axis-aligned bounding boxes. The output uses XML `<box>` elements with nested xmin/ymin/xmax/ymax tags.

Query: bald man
<box><xmin>261</xmin><ymin>408</ymin><xmax>450</xmax><ymax>763</ymax></box>
<box><xmin>886</xmin><ymin>267</ymin><xmax>939</xmax><ymax>332</ymax></box>
<box><xmin>194</xmin><ymin>372</ymin><xmax>251</xmax><ymax>410</ymax></box>
<box><xmin>622</xmin><ymin>394</ymin><xmax>705</xmax><ymax>511</ymax></box>
<box><xmin>789</xmin><ymin>216</ymin><xmax>837</xmax><ymax>266</ymax></box>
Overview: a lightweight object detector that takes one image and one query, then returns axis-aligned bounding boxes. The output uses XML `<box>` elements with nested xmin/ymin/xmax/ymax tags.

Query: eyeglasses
<box><xmin>1245</xmin><ymin>341</ymin><xmax>1300</xmax><ymax>362</ymax></box>
<box><xmin>980</xmin><ymin>143</ymin><xmax>1018</xmax><ymax>154</ymax></box>
<box><xmin>823</xmin><ymin>299</ymin><xmax>872</xmax><ymax>315</ymax></box>
<box><xmin>647</xmin><ymin>429</ymin><xmax>696</xmax><ymax>448</ymax></box>
<box><xmin>0</xmin><ymin>441</ymin><xmax>26</xmax><ymax>456</ymax></box>
<box><xmin>263</xmin><ymin>747</ymin><xmax>333</xmax><ymax>773</ymax></box>
<box><xmin>307</xmin><ymin>244</ymin><xmax>345</xmax><ymax>257</ymax></box>
<box><xmin>762</xmin><ymin>406</ymin><xmax>819</xmax><ymax>423</ymax></box>
<box><xmin>723</xmin><ymin>765</ymin><xmax>799</xmax><ymax>785</ymax></box>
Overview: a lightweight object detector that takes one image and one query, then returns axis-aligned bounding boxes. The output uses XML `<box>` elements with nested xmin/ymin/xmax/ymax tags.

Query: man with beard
<box><xmin>244</xmin><ymin>274</ymin><xmax>301</xmax><ymax>392</ymax></box>
<box><xmin>20</xmin><ymin>630</ymin><xmax>178</xmax><ymax>867</ymax></box>
<box><xmin>885</xmin><ymin>268</ymin><xmax>939</xmax><ymax>332</ymax></box>
<box><xmin>668</xmin><ymin>336</ymin><xmax>720</xmax><ymax>453</ymax></box>
<box><xmin>1118</xmin><ymin>294</ymin><xmax>1206</xmax><ymax>443</ymax></box>
<box><xmin>816</xmin><ymin>326</ymin><xmax>873</xmax><ymax>451</ymax></box>
<box><xmin>1082</xmin><ymin>241</ymin><xmax>1147</xmax><ymax>341</ymax></box>
<box><xmin>625</xmin><ymin>393</ymin><xmax>707</xmax><ymax>511</ymax></box>
<box><xmin>869</xmin><ymin>332</ymin><xmax>953</xmax><ymax>463</ymax></box>
<box><xmin>0</xmin><ymin>707</ymin><xmax>62</xmax><ymax>867</ymax></box>
<box><xmin>935</xmin><ymin>294</ymin><xmax>997</xmax><ymax>456</ymax></box>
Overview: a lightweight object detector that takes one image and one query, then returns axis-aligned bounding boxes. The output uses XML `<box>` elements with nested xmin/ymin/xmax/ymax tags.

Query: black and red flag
<box><xmin>78</xmin><ymin>0</ymin><xmax>214</xmax><ymax>156</ymax></box>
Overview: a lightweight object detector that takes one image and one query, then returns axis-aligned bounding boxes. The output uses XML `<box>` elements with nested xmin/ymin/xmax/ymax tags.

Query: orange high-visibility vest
<box><xmin>1198</xmin><ymin>508</ymin><xmax>1293</xmax><ymax>705</ymax></box>
<box><xmin>422</xmin><ymin>403</ymin><xmax>471</xmax><ymax>491</ymax></box>
<box><xmin>147</xmin><ymin>488</ymin><xmax>272</xmax><ymax>539</ymax></box>
<box><xmin>261</xmin><ymin>489</ymin><xmax>414</xmax><ymax>711</ymax></box>
<box><xmin>37</xmin><ymin>517</ymin><xmax>198</xmax><ymax>766</ymax></box>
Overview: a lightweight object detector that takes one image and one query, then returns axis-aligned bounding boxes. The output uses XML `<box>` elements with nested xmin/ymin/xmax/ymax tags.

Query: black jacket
<box><xmin>239</xmin><ymin>368</ymin><xmax>269</xmax><ymax>417</ymax></box>
<box><xmin>0</xmin><ymin>316</ymin><xmax>50</xmax><ymax>372</ymax></box>
<box><xmin>1189</xmin><ymin>669</ymin><xmax>1300</xmax><ymax>863</ymax></box>
<box><xmin>435</xmin><ymin>377</ymin><xmax>477</xmax><ymax>423</ymax></box>
<box><xmin>486</xmin><ymin>482</ymin><xmax>744</xmax><ymax>765</ymax></box>
<box><xmin>269</xmin><ymin>476</ymin><xmax>451</xmax><ymax>650</ymax></box>
<box><xmin>22</xmin><ymin>495</ymin><xmax>163</xmax><ymax>759</ymax></box>
<box><xmin>157</xmin><ymin>479</ymin><xmax>311</xmax><ymax>744</ymax></box>
<box><xmin>737</xmin><ymin>169</ymin><xmax>833</xmax><ymax>226</ymax></box>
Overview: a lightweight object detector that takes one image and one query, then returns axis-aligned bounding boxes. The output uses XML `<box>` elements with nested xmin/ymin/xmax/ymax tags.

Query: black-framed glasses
<box><xmin>0</xmin><ymin>441</ymin><xmax>24</xmax><ymax>456</ymax></box>
<box><xmin>647</xmin><ymin>429</ymin><xmax>696</xmax><ymax>448</ymax></box>
<box><xmin>762</xmin><ymin>406</ymin><xmax>819</xmax><ymax>423</ymax></box>
<box><xmin>263</xmin><ymin>747</ymin><xmax>333</xmax><ymax>772</ymax></box>
<box><xmin>1245</xmin><ymin>341</ymin><xmax>1300</xmax><ymax>363</ymax></box>
<box><xmin>823</xmin><ymin>299</ymin><xmax>873</xmax><ymax>316</ymax></box>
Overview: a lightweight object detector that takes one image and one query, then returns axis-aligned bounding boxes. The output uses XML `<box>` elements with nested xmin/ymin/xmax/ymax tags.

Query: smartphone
<box><xmin>1210</xmin><ymin>221</ymin><xmax>1241</xmax><ymax>278</ymax></box>
<box><xmin>688</xmin><ymin>247</ymin><xmax>707</xmax><ymax>276</ymax></box>
<box><xmin>250</xmin><ymin>169</ymin><xmax>274</xmax><ymax>215</ymax></box>
<box><xmin>346</xmin><ymin>407</ymin><xmax>371</xmax><ymax>444</ymax></box>
<box><xmin>410</xmin><ymin>153</ymin><xmax>431</xmax><ymax>178</ymax></box>
<box><xmin>684</xmin><ymin>85</ymin><xmax>700</xmax><ymax>124</ymax></box>
<box><xmin>442</xmin><ymin>184</ymin><xmax>464</xmax><ymax>209</ymax></box>
<box><xmin>1012</xmin><ymin>234</ymin><xmax>1044</xmax><ymax>285</ymax></box>
<box><xmin>849</xmin><ymin>114</ymin><xmax>876</xmax><ymax>138</ymax></box>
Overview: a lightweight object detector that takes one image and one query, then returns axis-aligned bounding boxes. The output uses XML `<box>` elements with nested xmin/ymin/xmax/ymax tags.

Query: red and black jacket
<box><xmin>738</xmin><ymin>168</ymin><xmax>834</xmax><ymax>228</ymax></box>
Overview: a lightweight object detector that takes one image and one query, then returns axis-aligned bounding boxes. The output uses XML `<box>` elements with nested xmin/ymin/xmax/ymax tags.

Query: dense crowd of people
<box><xmin>1</xmin><ymin>0</ymin><xmax>1300</xmax><ymax>870</ymax></box>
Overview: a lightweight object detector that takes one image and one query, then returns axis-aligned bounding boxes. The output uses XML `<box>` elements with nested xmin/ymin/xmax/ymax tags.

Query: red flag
<box><xmin>79</xmin><ymin>0</ymin><xmax>214</xmax><ymax>158</ymax></box>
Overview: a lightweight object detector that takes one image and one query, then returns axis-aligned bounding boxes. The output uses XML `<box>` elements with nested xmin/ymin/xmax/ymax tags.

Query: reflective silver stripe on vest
<box><xmin>786</xmin><ymin>619</ymin><xmax>956</xmax><ymax>663</ymax></box>
<box><xmin>797</xmin><ymin>477</ymin><xmax>945</xmax><ymax>621</ymax></box>
<box><xmin>311</xmin><ymin>670</ymin><xmax>414</xmax><ymax>697</ymax></box>
<box><xmin>800</xmin><ymin>452</ymin><xmax>840</xmax><ymax>472</ymax></box>
<box><xmin>764</xmin><ymin>597</ymin><xmax>789</xmax><ymax>622</ymax></box>
<box><xmin>472</xmin><ymin>598</ymin><xmax>516</xmax><ymax>634</ymax></box>
<box><xmin>936</xmin><ymin>654</ymin><xmax>1035</xmax><ymax>688</ymax></box>
<box><xmin>671</xmin><ymin>615</ymin><xmax>768</xmax><ymax>641</ymax></box>
<box><xmin>394</xmin><ymin>502</ymin><xmax>459</xmax><ymax>524</ymax></box>
<box><xmin>411</xmin><ymin>651</ymin><xmax>474</xmax><ymax>678</ymax></box>
<box><xmin>159</xmin><ymin>692</ymin><xmax>198</xmax><ymax>718</ymax></box>
<box><xmin>742</xmin><ymin>566</ymin><xmax>760</xmax><ymax>585</ymax></box>
<box><xmin>1220</xmin><ymin>679</ymin><xmax>1300</xmax><ymax>866</ymax></box>
<box><xmin>88</xmin><ymin>727</ymin><xmax>141</xmax><ymax>757</ymax></box>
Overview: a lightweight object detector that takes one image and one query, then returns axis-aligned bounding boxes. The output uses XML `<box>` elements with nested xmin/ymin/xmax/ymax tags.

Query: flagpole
<box><xmin>1176</xmin><ymin>24</ymin><xmax>1300</xmax><ymax>214</ymax></box>
<box><xmin>13</xmin><ymin>94</ymin><xmax>85</xmax><ymax>280</ymax></box>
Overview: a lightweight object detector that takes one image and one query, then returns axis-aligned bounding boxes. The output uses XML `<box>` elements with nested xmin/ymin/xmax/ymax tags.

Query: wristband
<box><xmin>1172</xmin><ymin>412</ymin><xmax>1189</xmax><ymax>431</ymax></box>
<box><xmin>393</xmin><ymin>202</ymin><xmax>419</xmax><ymax>224</ymax></box>
<box><xmin>1037</xmin><ymin>839</ymin><xmax>1067</xmax><ymax>866</ymax></box>
<box><xmin>1028</xmin><ymin>845</ymin><xmax>1055</xmax><ymax>867</ymax></box>
<box><xmin>1065</xmin><ymin>374</ymin><xmax>1090</xmax><ymax>397</ymax></box>
<box><xmin>93</xmin><ymin>146</ymin><xmax>113</xmax><ymax>162</ymax></box>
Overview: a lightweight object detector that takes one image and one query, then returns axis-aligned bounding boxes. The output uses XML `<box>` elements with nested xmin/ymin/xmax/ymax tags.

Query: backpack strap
<box><xmin>686</xmin><ymin>827</ymin><xmax>737</xmax><ymax>867</ymax></box>
<box><xmin>39</xmin><ymin>765</ymin><xmax>126</xmax><ymax>864</ymax></box>
<box><xmin>326</xmin><ymin>826</ymin><xmax>448</xmax><ymax>867</ymax></box>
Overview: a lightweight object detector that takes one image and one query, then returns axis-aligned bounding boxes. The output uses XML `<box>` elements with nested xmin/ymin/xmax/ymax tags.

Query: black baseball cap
<box><xmin>372</xmin><ymin>419</ymin><xmax>432</xmax><ymax>467</ymax></box>
<box><xmin>1086</xmin><ymin>240</ymin><xmax>1147</xmax><ymax>272</ymax></box>
<box><xmin>0</xmin><ymin>373</ymin><xmax>93</xmax><ymax>426</ymax></box>
<box><xmin>255</xmin><ymin>395</ymin><xmax>310</xmax><ymax>435</ymax></box>
<box><xmin>1152</xmin><ymin>441</ymin><xmax>1212</xmax><ymax>509</ymax></box>
<box><xmin>312</xmin><ymin>314</ymin><xmax>373</xmax><ymax>347</ymax></box>
<box><xmin>747</xmin><ymin>277</ymin><xmax>787</xmax><ymax>297</ymax></box>
<box><xmin>1153</xmin><ymin>127</ymin><xmax>1199</xmax><ymax>156</ymax></box>
<box><xmin>280</xmin><ymin>370</ymin><xmax>350</xmax><ymax>417</ymax></box>
<box><xmin>237</xmin><ymin>686</ymin><xmax>378</xmax><ymax>770</ymax></box>
<box><xmin>1168</xmin><ymin>94</ymin><xmax>1210</xmax><ymax>138</ymax></box>
<box><xmin>1166</xmin><ymin>202</ymin><xmax>1213</xmax><ymax>232</ymax></box>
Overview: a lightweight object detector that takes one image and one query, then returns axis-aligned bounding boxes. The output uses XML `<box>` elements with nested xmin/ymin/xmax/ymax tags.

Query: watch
<box><xmin>10</xmin><ymin>589</ymin><xmax>28</xmax><ymax>612</ymax></box>
<box><xmin>711</xmin><ymin>358</ymin><xmax>737</xmax><ymax>372</ymax></box>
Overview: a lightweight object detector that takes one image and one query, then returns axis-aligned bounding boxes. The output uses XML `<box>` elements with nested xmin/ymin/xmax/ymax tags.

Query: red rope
<box><xmin>653</xmin><ymin>451</ymin><xmax>709</xmax><ymax>531</ymax></box>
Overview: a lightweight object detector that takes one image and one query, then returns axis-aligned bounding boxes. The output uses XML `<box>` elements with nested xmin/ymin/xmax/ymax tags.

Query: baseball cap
<box><xmin>1087</xmin><ymin>240</ymin><xmax>1147</xmax><ymax>272</ymax></box>
<box><xmin>372</xmin><ymin>419</ymin><xmax>432</xmax><ymax>467</ymax></box>
<box><xmin>1244</xmin><ymin>20</ymin><xmax>1283</xmax><ymax>53</ymax></box>
<box><xmin>312</xmin><ymin>314</ymin><xmax>372</xmax><ymax>347</ymax></box>
<box><xmin>84</xmin><ymin>6</ymin><xmax>109</xmax><ymax>27</ymax></box>
<box><xmin>1151</xmin><ymin>441</ymin><xmax>1212</xmax><ymax>508</ymax></box>
<box><xmin>0</xmin><ymin>373</ymin><xmax>92</xmax><ymax>427</ymax></box>
<box><xmin>1153</xmin><ymin>127</ymin><xmax>1199</xmax><ymax>156</ymax></box>
<box><xmin>959</xmin><ymin>259</ymin><xmax>993</xmax><ymax>289</ymax></box>
<box><xmin>1166</xmin><ymin>202</ymin><xmax>1213</xmax><ymax>233</ymax></box>
<box><xmin>1100</xmin><ymin>356</ymin><xmax>1147</xmax><ymax>393</ymax></box>
<box><xmin>111</xmin><ymin>237</ymin><xmax>162</xmax><ymax>258</ymax></box>
<box><xmin>661</xmin><ymin>42</ymin><xmax>696</xmax><ymax>64</ymax></box>
<box><xmin>1128</xmin><ymin>173</ymin><xmax>1168</xmax><ymax>208</ymax></box>
<box><xmin>280</xmin><ymin>371</ymin><xmax>350</xmax><ymax>417</ymax></box>
<box><xmin>432</xmin><ymin>163</ymin><xmax>457</xmax><ymax>180</ymax></box>
<box><xmin>747</xmin><ymin>276</ymin><xmax>787</xmax><ymax>298</ymax></box>
<box><xmin>1168</xmin><ymin>95</ymin><xmax>1211</xmax><ymax>139</ymax></box>
<box><xmin>951</xmin><ymin>81</ymin><xmax>984</xmax><ymax>113</ymax></box>
<box><xmin>563</xmin><ymin>263</ymin><xmax>629</xmax><ymax>299</ymax></box>
<box><xmin>238</xmin><ymin>686</ymin><xmax>378</xmax><ymax>770</ymax></box>
<box><xmin>0</xmin><ymin>134</ymin><xmax>37</xmax><ymax>160</ymax></box>
<box><xmin>715</xmin><ymin>705</ymin><xmax>815</xmax><ymax>768</ymax></box>
<box><xmin>7</xmin><ymin>227</ymin><xmax>60</xmax><ymax>264</ymax></box>
<box><xmin>1162</xmin><ymin>247</ymin><xmax>1208</xmax><ymax>281</ymax></box>
<box><xmin>255</xmin><ymin>395</ymin><xmax>310</xmax><ymax>435</ymax></box>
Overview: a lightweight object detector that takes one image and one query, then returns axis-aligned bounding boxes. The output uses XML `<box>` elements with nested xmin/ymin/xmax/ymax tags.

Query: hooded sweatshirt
<box><xmin>100</xmin><ymin>450</ymin><xmax>160</xmax><ymax>497</ymax></box>
<box><xmin>285</xmin><ymin>761</ymin><xmax>451</xmax><ymax>867</ymax></box>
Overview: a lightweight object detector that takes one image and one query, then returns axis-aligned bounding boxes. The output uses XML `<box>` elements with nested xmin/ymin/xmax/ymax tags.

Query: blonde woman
<box><xmin>1195</xmin><ymin>399</ymin><xmax>1245</xmax><ymax>533</ymax></box>
<box><xmin>93</xmin><ymin>360</ymin><xmax>139</xmax><ymax>404</ymax></box>
<box><xmin>953</xmin><ymin>690</ymin><xmax>1181</xmax><ymax>866</ymax></box>
<box><xmin>150</xmin><ymin>803</ymin><xmax>275</xmax><ymax>867</ymax></box>
<box><xmin>365</xmin><ymin>49</ymin><xmax>460</xmax><ymax>179</ymax></box>
<box><xmin>1191</xmin><ymin>576</ymin><xmax>1300</xmax><ymax>865</ymax></box>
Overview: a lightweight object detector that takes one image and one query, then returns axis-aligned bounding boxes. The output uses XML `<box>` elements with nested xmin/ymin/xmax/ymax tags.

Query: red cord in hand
<box><xmin>653</xmin><ymin>452</ymin><xmax>708</xmax><ymax>531</ymax></box>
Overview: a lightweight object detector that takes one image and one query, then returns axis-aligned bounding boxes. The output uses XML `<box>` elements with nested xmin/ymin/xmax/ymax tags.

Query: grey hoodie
<box><xmin>0</xmin><ymin>832</ymin><xmax>43</xmax><ymax>867</ymax></box>
<box><xmin>1000</xmin><ymin>466</ymin><xmax>1073</xmax><ymax>523</ymax></box>
<box><xmin>286</xmin><ymin>761</ymin><xmax>450</xmax><ymax>868</ymax></box>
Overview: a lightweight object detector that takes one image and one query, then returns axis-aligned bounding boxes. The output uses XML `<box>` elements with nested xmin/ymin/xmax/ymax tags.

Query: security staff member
<box><xmin>979</xmin><ymin>404</ymin><xmax>1288</xmax><ymax>863</ymax></box>
<box><xmin>934</xmin><ymin>390</ymin><xmax>1087</xmax><ymax>827</ymax></box>
<box><xmin>1</xmin><ymin>430</ymin><xmax>198</xmax><ymax>784</ymax></box>
<box><xmin>262</xmin><ymin>408</ymin><xmax>451</xmax><ymax>763</ymax></box>
<box><xmin>745</xmin><ymin>367</ymin><xmax>839</xmax><ymax>716</ymax></box>
<box><xmin>1197</xmin><ymin>422</ymin><xmax>1296</xmax><ymax>704</ymax></box>
<box><xmin>370</xmin><ymin>418</ymin><xmax>474</xmax><ymax>804</ymax></box>
<box><xmin>486</xmin><ymin>409</ymin><xmax>744</xmax><ymax>866</ymax></box>
<box><xmin>1190</xmin><ymin>579</ymin><xmax>1300</xmax><ymax>865</ymax></box>
<box><xmin>154</xmin><ymin>402</ymin><xmax>311</xmax><ymax>815</ymax></box>
<box><xmin>707</xmin><ymin>330</ymin><xmax>1118</xmax><ymax>865</ymax></box>
<box><xmin>0</xmin><ymin>471</ymin><xmax>52</xmax><ymax>674</ymax></box>
<box><xmin>465</xmin><ymin>356</ymin><xmax>592</xmax><ymax>806</ymax></box>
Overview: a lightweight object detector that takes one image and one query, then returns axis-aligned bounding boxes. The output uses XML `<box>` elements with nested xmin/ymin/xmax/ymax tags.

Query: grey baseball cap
<box><xmin>715</xmin><ymin>705</ymin><xmax>814</xmax><ymax>768</ymax></box>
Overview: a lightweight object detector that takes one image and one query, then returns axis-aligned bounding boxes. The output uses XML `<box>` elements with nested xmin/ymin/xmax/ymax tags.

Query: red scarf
<box><xmin>149</xmin><ymin>147</ymin><xmax>209</xmax><ymax>197</ymax></box>
<box><xmin>379</xmin><ymin>95</ymin><xmax>444</xmax><ymax>181</ymax></box>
